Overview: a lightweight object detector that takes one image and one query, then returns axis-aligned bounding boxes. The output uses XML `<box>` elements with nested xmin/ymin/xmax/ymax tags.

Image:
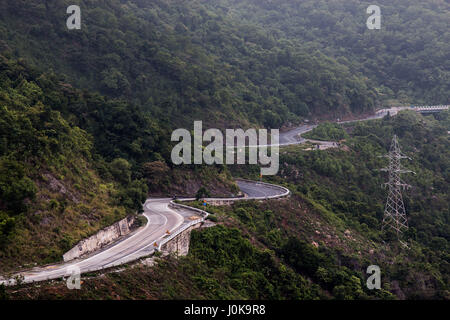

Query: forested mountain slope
<box><xmin>0</xmin><ymin>55</ymin><xmax>241</xmax><ymax>270</ymax></box>
<box><xmin>0</xmin><ymin>56</ymin><xmax>145</xmax><ymax>270</ymax></box>
<box><xmin>0</xmin><ymin>0</ymin><xmax>448</xmax><ymax>300</ymax></box>
<box><xmin>206</xmin><ymin>0</ymin><xmax>450</xmax><ymax>104</ymax></box>
<box><xmin>4</xmin><ymin>111</ymin><xmax>449</xmax><ymax>300</ymax></box>
<box><xmin>0</xmin><ymin>0</ymin><xmax>377</xmax><ymax>128</ymax></box>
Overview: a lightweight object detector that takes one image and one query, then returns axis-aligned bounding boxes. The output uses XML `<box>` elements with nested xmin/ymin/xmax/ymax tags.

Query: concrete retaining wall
<box><xmin>157</xmin><ymin>201</ymin><xmax>209</xmax><ymax>256</ymax></box>
<box><xmin>159</xmin><ymin>223</ymin><xmax>202</xmax><ymax>256</ymax></box>
<box><xmin>63</xmin><ymin>216</ymin><xmax>136</xmax><ymax>262</ymax></box>
<box><xmin>63</xmin><ymin>180</ymin><xmax>289</xmax><ymax>263</ymax></box>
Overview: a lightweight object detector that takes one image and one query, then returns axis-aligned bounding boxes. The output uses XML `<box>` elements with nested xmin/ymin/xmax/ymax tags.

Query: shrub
<box><xmin>195</xmin><ymin>187</ymin><xmax>210</xmax><ymax>200</ymax></box>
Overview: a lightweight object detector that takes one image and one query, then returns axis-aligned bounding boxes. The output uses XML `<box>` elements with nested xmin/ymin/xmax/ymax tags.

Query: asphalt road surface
<box><xmin>278</xmin><ymin>109</ymin><xmax>390</xmax><ymax>147</ymax></box>
<box><xmin>0</xmin><ymin>108</ymin><xmax>392</xmax><ymax>286</ymax></box>
<box><xmin>0</xmin><ymin>181</ymin><xmax>289</xmax><ymax>285</ymax></box>
<box><xmin>1</xmin><ymin>199</ymin><xmax>186</xmax><ymax>285</ymax></box>
<box><xmin>236</xmin><ymin>180</ymin><xmax>286</xmax><ymax>198</ymax></box>
<box><xmin>279</xmin><ymin>124</ymin><xmax>317</xmax><ymax>146</ymax></box>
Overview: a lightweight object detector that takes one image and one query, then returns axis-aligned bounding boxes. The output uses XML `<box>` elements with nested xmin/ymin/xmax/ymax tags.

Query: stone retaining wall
<box><xmin>63</xmin><ymin>215</ymin><xmax>136</xmax><ymax>262</ymax></box>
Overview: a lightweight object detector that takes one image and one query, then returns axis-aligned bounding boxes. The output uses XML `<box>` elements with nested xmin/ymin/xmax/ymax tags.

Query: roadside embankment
<box><xmin>63</xmin><ymin>216</ymin><xmax>137</xmax><ymax>262</ymax></box>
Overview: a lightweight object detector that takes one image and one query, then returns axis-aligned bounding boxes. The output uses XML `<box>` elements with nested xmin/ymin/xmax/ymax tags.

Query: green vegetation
<box><xmin>188</xmin><ymin>226</ymin><xmax>319</xmax><ymax>299</ymax></box>
<box><xmin>275</xmin><ymin>111</ymin><xmax>449</xmax><ymax>298</ymax></box>
<box><xmin>205</xmin><ymin>111</ymin><xmax>449</xmax><ymax>299</ymax></box>
<box><xmin>0</xmin><ymin>0</ymin><xmax>448</xmax><ymax>300</ymax></box>
<box><xmin>6</xmin><ymin>226</ymin><xmax>321</xmax><ymax>299</ymax></box>
<box><xmin>195</xmin><ymin>187</ymin><xmax>210</xmax><ymax>200</ymax></box>
<box><xmin>0</xmin><ymin>0</ymin><xmax>378</xmax><ymax>130</ymax></box>
<box><xmin>0</xmin><ymin>56</ymin><xmax>149</xmax><ymax>269</ymax></box>
<box><xmin>207</xmin><ymin>0</ymin><xmax>450</xmax><ymax>105</ymax></box>
<box><xmin>187</xmin><ymin>197</ymin><xmax>394</xmax><ymax>299</ymax></box>
<box><xmin>280</xmin><ymin>111</ymin><xmax>449</xmax><ymax>246</ymax></box>
<box><xmin>0</xmin><ymin>55</ymin><xmax>237</xmax><ymax>269</ymax></box>
<box><xmin>142</xmin><ymin>161</ymin><xmax>238</xmax><ymax>197</ymax></box>
<box><xmin>303</xmin><ymin>122</ymin><xmax>349</xmax><ymax>141</ymax></box>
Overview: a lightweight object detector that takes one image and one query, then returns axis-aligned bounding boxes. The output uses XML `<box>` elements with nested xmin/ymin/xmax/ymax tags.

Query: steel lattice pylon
<box><xmin>379</xmin><ymin>135</ymin><xmax>414</xmax><ymax>241</ymax></box>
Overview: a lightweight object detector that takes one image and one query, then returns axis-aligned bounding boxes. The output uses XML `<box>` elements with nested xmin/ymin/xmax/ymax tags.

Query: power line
<box><xmin>379</xmin><ymin>135</ymin><xmax>414</xmax><ymax>245</ymax></box>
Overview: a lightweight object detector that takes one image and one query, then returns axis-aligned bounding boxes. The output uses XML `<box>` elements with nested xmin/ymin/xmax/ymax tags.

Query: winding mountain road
<box><xmin>0</xmin><ymin>180</ymin><xmax>289</xmax><ymax>285</ymax></box>
<box><xmin>0</xmin><ymin>106</ymin><xmax>414</xmax><ymax>286</ymax></box>
<box><xmin>278</xmin><ymin>108</ymin><xmax>391</xmax><ymax>147</ymax></box>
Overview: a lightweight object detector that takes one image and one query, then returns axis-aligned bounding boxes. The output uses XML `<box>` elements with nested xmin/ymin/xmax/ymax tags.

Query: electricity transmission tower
<box><xmin>379</xmin><ymin>135</ymin><xmax>414</xmax><ymax>244</ymax></box>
